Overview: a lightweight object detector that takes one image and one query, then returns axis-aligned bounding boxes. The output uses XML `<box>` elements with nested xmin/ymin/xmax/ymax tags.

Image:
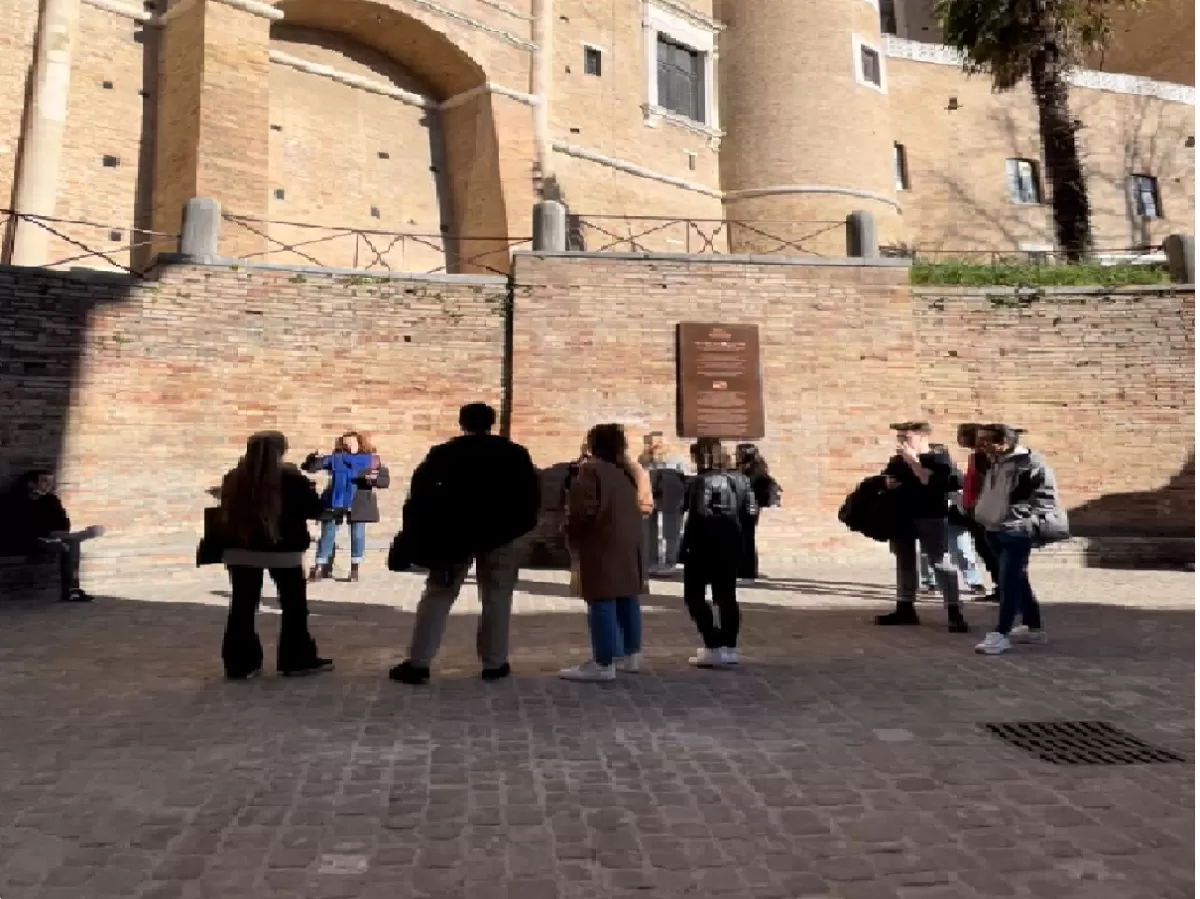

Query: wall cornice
<box><xmin>885</xmin><ymin>35</ymin><xmax>1196</xmax><ymax>106</ymax></box>
<box><xmin>552</xmin><ymin>142</ymin><xmax>722</xmax><ymax>198</ymax></box>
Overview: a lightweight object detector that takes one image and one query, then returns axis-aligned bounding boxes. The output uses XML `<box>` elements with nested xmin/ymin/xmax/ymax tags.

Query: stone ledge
<box><xmin>518</xmin><ymin>251</ymin><xmax>912</xmax><ymax>268</ymax></box>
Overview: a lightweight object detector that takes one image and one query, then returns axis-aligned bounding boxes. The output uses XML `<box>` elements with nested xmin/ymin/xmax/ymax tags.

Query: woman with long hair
<box><xmin>305</xmin><ymin>430</ymin><xmax>389</xmax><ymax>582</ymax></box>
<box><xmin>219</xmin><ymin>431</ymin><xmax>331</xmax><ymax>679</ymax></box>
<box><xmin>734</xmin><ymin>443</ymin><xmax>780</xmax><ymax>580</ymax></box>
<box><xmin>559</xmin><ymin>423</ymin><xmax>647</xmax><ymax>682</ymax></box>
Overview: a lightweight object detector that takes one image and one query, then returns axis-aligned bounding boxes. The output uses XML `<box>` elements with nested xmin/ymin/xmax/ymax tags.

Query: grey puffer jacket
<box><xmin>973</xmin><ymin>447</ymin><xmax>1070</xmax><ymax>544</ymax></box>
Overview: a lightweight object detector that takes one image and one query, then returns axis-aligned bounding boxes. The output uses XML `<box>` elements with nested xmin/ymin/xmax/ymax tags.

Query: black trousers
<box><xmin>222</xmin><ymin>566</ymin><xmax>319</xmax><ymax>677</ymax></box>
<box><xmin>738</xmin><ymin>514</ymin><xmax>759</xmax><ymax>579</ymax></box>
<box><xmin>683</xmin><ymin>555</ymin><xmax>741</xmax><ymax>649</ymax></box>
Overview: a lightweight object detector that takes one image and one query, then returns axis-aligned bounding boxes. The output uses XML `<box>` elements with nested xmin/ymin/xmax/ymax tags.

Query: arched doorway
<box><xmin>265</xmin><ymin>0</ymin><xmax>511</xmax><ymax>274</ymax></box>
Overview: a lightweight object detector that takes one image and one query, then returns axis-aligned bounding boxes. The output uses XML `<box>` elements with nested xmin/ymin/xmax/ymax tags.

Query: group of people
<box><xmin>201</xmin><ymin>403</ymin><xmax>783</xmax><ymax>682</ymax></box>
<box><xmin>841</xmin><ymin>420</ymin><xmax>1069</xmax><ymax>655</ymax></box>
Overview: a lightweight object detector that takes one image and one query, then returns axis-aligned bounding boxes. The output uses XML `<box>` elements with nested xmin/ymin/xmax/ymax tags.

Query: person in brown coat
<box><xmin>559</xmin><ymin>423</ymin><xmax>647</xmax><ymax>682</ymax></box>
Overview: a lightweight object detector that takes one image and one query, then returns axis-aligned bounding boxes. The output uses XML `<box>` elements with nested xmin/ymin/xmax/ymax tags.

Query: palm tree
<box><xmin>935</xmin><ymin>0</ymin><xmax>1144</xmax><ymax>261</ymax></box>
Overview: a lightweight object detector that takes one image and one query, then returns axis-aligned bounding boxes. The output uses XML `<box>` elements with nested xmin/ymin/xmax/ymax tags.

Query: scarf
<box><xmin>322</xmin><ymin>452</ymin><xmax>376</xmax><ymax>510</ymax></box>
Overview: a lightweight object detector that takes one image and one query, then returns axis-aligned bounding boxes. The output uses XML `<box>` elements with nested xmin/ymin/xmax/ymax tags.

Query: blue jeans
<box><xmin>316</xmin><ymin>519</ymin><xmax>367</xmax><ymax>564</ymax></box>
<box><xmin>587</xmin><ymin>597</ymin><xmax>643</xmax><ymax>666</ymax></box>
<box><xmin>986</xmin><ymin>531</ymin><xmax>1042</xmax><ymax>635</ymax></box>
<box><xmin>920</xmin><ymin>522</ymin><xmax>984</xmax><ymax>588</ymax></box>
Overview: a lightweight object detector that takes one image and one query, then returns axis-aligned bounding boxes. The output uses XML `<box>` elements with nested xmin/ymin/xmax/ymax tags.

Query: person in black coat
<box><xmin>0</xmin><ymin>470</ymin><xmax>104</xmax><ymax>602</ymax></box>
<box><xmin>216</xmin><ymin>431</ymin><xmax>330</xmax><ymax>680</ymax></box>
<box><xmin>389</xmin><ymin>403</ymin><xmax>540</xmax><ymax>685</ymax></box>
<box><xmin>876</xmin><ymin>422</ymin><xmax>969</xmax><ymax>633</ymax></box>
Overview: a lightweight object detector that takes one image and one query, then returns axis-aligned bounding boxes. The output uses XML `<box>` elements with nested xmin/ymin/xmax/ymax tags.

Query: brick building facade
<box><xmin>0</xmin><ymin>0</ymin><xmax>1195</xmax><ymax>273</ymax></box>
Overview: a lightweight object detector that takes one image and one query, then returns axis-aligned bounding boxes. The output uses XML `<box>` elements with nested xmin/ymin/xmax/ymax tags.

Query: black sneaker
<box><xmin>875</xmin><ymin>606</ymin><xmax>920</xmax><ymax>626</ymax></box>
<box><xmin>978</xmin><ymin>591</ymin><xmax>1000</xmax><ymax>603</ymax></box>
<box><xmin>948</xmin><ymin>617</ymin><xmax>971</xmax><ymax>634</ymax></box>
<box><xmin>63</xmin><ymin>588</ymin><xmax>93</xmax><ymax>603</ymax></box>
<box><xmin>969</xmin><ymin>584</ymin><xmax>988</xmax><ymax>596</ymax></box>
<box><xmin>280</xmin><ymin>658</ymin><xmax>334</xmax><ymax>677</ymax></box>
<box><xmin>481</xmin><ymin>663</ymin><xmax>511</xmax><ymax>682</ymax></box>
<box><xmin>388</xmin><ymin>661</ymin><xmax>430</xmax><ymax>685</ymax></box>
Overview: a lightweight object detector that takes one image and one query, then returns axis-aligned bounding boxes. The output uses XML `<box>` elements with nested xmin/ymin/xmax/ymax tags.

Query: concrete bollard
<box><xmin>1163</xmin><ymin>234</ymin><xmax>1195</xmax><ymax>284</ymax></box>
<box><xmin>846</xmin><ymin>210</ymin><xmax>878</xmax><ymax>258</ymax></box>
<box><xmin>532</xmin><ymin>200</ymin><xmax>568</xmax><ymax>252</ymax></box>
<box><xmin>178</xmin><ymin>197</ymin><xmax>222</xmax><ymax>262</ymax></box>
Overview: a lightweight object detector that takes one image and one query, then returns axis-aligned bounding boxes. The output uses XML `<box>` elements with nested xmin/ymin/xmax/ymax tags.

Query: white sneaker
<box><xmin>689</xmin><ymin>647</ymin><xmax>728</xmax><ymax>668</ymax></box>
<box><xmin>1009</xmin><ymin>626</ymin><xmax>1048</xmax><ymax>645</ymax></box>
<box><xmin>974</xmin><ymin>632</ymin><xmax>1011</xmax><ymax>655</ymax></box>
<box><xmin>720</xmin><ymin>647</ymin><xmax>740</xmax><ymax>666</ymax></box>
<box><xmin>558</xmin><ymin>660</ymin><xmax>616</xmax><ymax>682</ymax></box>
<box><xmin>616</xmin><ymin>653</ymin><xmax>642</xmax><ymax>673</ymax></box>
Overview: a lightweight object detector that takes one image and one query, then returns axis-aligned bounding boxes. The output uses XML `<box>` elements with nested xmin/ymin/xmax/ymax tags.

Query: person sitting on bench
<box><xmin>2</xmin><ymin>470</ymin><xmax>104</xmax><ymax>602</ymax></box>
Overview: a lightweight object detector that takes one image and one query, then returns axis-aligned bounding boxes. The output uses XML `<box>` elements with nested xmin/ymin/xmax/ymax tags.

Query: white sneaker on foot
<box><xmin>558</xmin><ymin>660</ymin><xmax>616</xmax><ymax>682</ymax></box>
<box><xmin>1009</xmin><ymin>626</ymin><xmax>1048</xmax><ymax>645</ymax></box>
<box><xmin>975</xmin><ymin>632</ymin><xmax>1011</xmax><ymax>655</ymax></box>
<box><xmin>720</xmin><ymin>647</ymin><xmax>740</xmax><ymax>666</ymax></box>
<box><xmin>689</xmin><ymin>647</ymin><xmax>728</xmax><ymax>668</ymax></box>
<box><xmin>617</xmin><ymin>653</ymin><xmax>642</xmax><ymax>673</ymax></box>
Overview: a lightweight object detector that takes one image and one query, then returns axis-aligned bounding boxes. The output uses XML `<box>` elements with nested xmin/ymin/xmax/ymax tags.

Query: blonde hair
<box><xmin>221</xmin><ymin>431</ymin><xmax>288</xmax><ymax>544</ymax></box>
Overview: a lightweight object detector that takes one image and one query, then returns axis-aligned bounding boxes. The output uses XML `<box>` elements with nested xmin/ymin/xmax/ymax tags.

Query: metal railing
<box><xmin>568</xmin><ymin>215</ymin><xmax>845</xmax><ymax>257</ymax></box>
<box><xmin>0</xmin><ymin>209</ymin><xmax>175</xmax><ymax>277</ymax></box>
<box><xmin>220</xmin><ymin>214</ymin><xmax>531</xmax><ymax>278</ymax></box>
<box><xmin>884</xmin><ymin>244</ymin><xmax>1170</xmax><ymax>268</ymax></box>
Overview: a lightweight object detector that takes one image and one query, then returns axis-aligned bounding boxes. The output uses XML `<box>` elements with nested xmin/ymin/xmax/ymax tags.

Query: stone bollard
<box><xmin>178</xmin><ymin>197</ymin><xmax>222</xmax><ymax>263</ymax></box>
<box><xmin>1163</xmin><ymin>234</ymin><xmax>1195</xmax><ymax>284</ymax></box>
<box><xmin>846</xmin><ymin>210</ymin><xmax>878</xmax><ymax>258</ymax></box>
<box><xmin>532</xmin><ymin>200</ymin><xmax>568</xmax><ymax>252</ymax></box>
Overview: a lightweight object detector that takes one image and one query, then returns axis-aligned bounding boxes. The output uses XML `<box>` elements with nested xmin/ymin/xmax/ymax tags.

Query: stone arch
<box><xmin>270</xmin><ymin>0</ymin><xmax>511</xmax><ymax>273</ymax></box>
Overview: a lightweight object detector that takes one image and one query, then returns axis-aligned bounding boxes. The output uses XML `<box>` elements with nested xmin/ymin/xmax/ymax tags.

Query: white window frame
<box><xmin>643</xmin><ymin>2</ymin><xmax>719</xmax><ymax>131</ymax></box>
<box><xmin>1007</xmin><ymin>158</ymin><xmax>1042</xmax><ymax>205</ymax></box>
<box><xmin>853</xmin><ymin>34</ymin><xmax>887</xmax><ymax>94</ymax></box>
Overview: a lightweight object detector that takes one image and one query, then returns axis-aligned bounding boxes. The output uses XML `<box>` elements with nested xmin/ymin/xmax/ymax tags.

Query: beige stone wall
<box><xmin>890</xmin><ymin>58</ymin><xmax>1196</xmax><ymax>253</ymax></box>
<box><xmin>0</xmin><ymin>0</ymin><xmax>1193</xmax><ymax>271</ymax></box>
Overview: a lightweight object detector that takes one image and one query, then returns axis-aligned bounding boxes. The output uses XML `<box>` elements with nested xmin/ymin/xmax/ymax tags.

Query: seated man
<box><xmin>2</xmin><ymin>470</ymin><xmax>104</xmax><ymax>602</ymax></box>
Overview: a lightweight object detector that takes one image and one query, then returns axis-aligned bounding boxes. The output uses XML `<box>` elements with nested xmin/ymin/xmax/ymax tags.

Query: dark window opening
<box><xmin>860</xmin><ymin>45</ymin><xmax>882</xmax><ymax>87</ymax></box>
<box><xmin>584</xmin><ymin>46</ymin><xmax>602</xmax><ymax>77</ymax></box>
<box><xmin>656</xmin><ymin>35</ymin><xmax>705</xmax><ymax>122</ymax></box>
<box><xmin>894</xmin><ymin>142</ymin><xmax>910</xmax><ymax>190</ymax></box>
<box><xmin>880</xmin><ymin>0</ymin><xmax>898</xmax><ymax>35</ymax></box>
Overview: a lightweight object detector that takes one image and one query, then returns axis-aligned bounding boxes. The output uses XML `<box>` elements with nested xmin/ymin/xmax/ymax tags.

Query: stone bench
<box><xmin>0</xmin><ymin>555</ymin><xmax>66</xmax><ymax>602</ymax></box>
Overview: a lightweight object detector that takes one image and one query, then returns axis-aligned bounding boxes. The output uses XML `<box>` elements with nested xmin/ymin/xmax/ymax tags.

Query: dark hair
<box><xmin>336</xmin><ymin>430</ymin><xmax>376</xmax><ymax>454</ymax></box>
<box><xmin>957</xmin><ymin>423</ymin><xmax>980</xmax><ymax>441</ymax></box>
<box><xmin>459</xmin><ymin>403</ymin><xmax>496</xmax><ymax>434</ymax></box>
<box><xmin>20</xmin><ymin>469</ymin><xmax>53</xmax><ymax>487</ymax></box>
<box><xmin>890</xmin><ymin>421</ymin><xmax>931</xmax><ymax>434</ymax></box>
<box><xmin>221</xmin><ymin>431</ymin><xmax>288</xmax><ymax>544</ymax></box>
<box><xmin>691</xmin><ymin>437</ymin><xmax>726</xmax><ymax>471</ymax></box>
<box><xmin>587</xmin><ymin>423</ymin><xmax>628</xmax><ymax>466</ymax></box>
<box><xmin>979</xmin><ymin>423</ymin><xmax>1019</xmax><ymax>446</ymax></box>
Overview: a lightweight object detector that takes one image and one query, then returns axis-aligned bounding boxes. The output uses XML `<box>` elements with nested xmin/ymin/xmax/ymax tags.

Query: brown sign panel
<box><xmin>676</xmin><ymin>322</ymin><xmax>765</xmax><ymax>439</ymax></box>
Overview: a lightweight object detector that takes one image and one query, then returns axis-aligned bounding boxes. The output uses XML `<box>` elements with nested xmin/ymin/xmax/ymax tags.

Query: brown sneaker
<box><xmin>308</xmin><ymin>564</ymin><xmax>331</xmax><ymax>583</ymax></box>
<box><xmin>349</xmin><ymin>563</ymin><xmax>360</xmax><ymax>583</ymax></box>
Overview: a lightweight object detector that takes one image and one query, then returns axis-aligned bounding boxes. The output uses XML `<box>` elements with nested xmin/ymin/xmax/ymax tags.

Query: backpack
<box><xmin>691</xmin><ymin>472</ymin><xmax>740</xmax><ymax>522</ymax></box>
<box><xmin>755</xmin><ymin>475</ymin><xmax>782</xmax><ymax>508</ymax></box>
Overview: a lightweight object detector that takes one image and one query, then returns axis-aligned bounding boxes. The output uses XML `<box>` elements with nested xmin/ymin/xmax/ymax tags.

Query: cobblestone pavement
<box><xmin>0</xmin><ymin>562</ymin><xmax>1193</xmax><ymax>899</ymax></box>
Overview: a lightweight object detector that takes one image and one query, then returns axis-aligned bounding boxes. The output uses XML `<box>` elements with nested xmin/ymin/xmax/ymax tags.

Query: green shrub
<box><xmin>911</xmin><ymin>261</ymin><xmax>1169</xmax><ymax>287</ymax></box>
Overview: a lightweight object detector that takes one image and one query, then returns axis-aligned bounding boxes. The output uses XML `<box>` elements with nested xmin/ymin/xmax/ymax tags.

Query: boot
<box><xmin>349</xmin><ymin>563</ymin><xmax>360</xmax><ymax>583</ymax></box>
<box><xmin>875</xmin><ymin>602</ymin><xmax>920</xmax><ymax>626</ymax></box>
<box><xmin>947</xmin><ymin>606</ymin><xmax>971</xmax><ymax>634</ymax></box>
<box><xmin>308</xmin><ymin>564</ymin><xmax>331</xmax><ymax>583</ymax></box>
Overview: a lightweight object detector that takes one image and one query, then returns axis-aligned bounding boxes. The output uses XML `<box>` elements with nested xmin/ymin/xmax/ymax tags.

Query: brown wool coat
<box><xmin>566</xmin><ymin>458</ymin><xmax>647</xmax><ymax>602</ymax></box>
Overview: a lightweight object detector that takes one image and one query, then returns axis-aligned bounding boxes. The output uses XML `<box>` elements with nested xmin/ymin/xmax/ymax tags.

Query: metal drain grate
<box><xmin>982</xmin><ymin>720</ymin><xmax>1188</xmax><ymax>766</ymax></box>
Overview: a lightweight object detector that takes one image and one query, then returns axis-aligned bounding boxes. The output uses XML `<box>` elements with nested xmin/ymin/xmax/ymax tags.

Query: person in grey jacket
<box><xmin>971</xmin><ymin>424</ymin><xmax>1070</xmax><ymax>655</ymax></box>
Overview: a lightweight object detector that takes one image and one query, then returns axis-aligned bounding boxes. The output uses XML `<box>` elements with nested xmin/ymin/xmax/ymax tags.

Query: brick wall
<box><xmin>0</xmin><ymin>262</ymin><xmax>508</xmax><ymax>571</ymax></box>
<box><xmin>0</xmin><ymin>252</ymin><xmax>1192</xmax><ymax>579</ymax></box>
<box><xmin>508</xmin><ymin>254</ymin><xmax>1194</xmax><ymax>568</ymax></box>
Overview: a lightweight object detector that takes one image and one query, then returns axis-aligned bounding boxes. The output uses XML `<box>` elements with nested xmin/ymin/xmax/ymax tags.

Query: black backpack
<box><xmin>691</xmin><ymin>472</ymin><xmax>740</xmax><ymax>522</ymax></box>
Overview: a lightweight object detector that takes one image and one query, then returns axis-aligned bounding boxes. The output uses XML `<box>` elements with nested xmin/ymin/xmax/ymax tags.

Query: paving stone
<box><xmin>0</xmin><ymin>564</ymin><xmax>1190</xmax><ymax>899</ymax></box>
